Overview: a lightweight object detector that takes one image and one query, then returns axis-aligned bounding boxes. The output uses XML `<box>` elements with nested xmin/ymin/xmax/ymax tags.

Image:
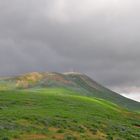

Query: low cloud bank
<box><xmin>121</xmin><ymin>93</ymin><xmax>140</xmax><ymax>102</ymax></box>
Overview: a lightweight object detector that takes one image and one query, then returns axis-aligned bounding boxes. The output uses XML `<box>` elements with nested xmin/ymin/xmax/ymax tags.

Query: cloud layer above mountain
<box><xmin>0</xmin><ymin>0</ymin><xmax>140</xmax><ymax>94</ymax></box>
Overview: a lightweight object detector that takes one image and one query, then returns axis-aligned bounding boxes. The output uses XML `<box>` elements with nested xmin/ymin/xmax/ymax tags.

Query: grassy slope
<box><xmin>0</xmin><ymin>72</ymin><xmax>139</xmax><ymax>111</ymax></box>
<box><xmin>0</xmin><ymin>88</ymin><xmax>140</xmax><ymax>140</ymax></box>
<box><xmin>65</xmin><ymin>74</ymin><xmax>140</xmax><ymax>111</ymax></box>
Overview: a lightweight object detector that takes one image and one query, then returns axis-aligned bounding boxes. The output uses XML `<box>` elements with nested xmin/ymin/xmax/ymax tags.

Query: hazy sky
<box><xmin>0</xmin><ymin>0</ymin><xmax>140</xmax><ymax>100</ymax></box>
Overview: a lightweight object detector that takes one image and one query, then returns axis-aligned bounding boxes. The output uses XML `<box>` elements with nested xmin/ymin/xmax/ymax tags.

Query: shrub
<box><xmin>2</xmin><ymin>137</ymin><xmax>10</xmax><ymax>140</ymax></box>
<box><xmin>64</xmin><ymin>134</ymin><xmax>77</xmax><ymax>140</ymax></box>
<box><xmin>57</xmin><ymin>129</ymin><xmax>65</xmax><ymax>133</ymax></box>
<box><xmin>106</xmin><ymin>135</ymin><xmax>113</xmax><ymax>140</ymax></box>
<box><xmin>89</xmin><ymin>127</ymin><xmax>97</xmax><ymax>134</ymax></box>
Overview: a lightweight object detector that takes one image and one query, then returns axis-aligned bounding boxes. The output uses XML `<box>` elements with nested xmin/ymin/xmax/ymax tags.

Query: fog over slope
<box><xmin>122</xmin><ymin>93</ymin><xmax>140</xmax><ymax>102</ymax></box>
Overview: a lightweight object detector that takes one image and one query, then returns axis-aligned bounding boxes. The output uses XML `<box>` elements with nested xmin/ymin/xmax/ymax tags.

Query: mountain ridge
<box><xmin>0</xmin><ymin>71</ymin><xmax>139</xmax><ymax>111</ymax></box>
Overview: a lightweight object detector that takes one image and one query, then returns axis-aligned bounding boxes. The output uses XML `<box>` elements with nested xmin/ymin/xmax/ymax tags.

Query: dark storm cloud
<box><xmin>0</xmin><ymin>0</ymin><xmax>140</xmax><ymax>93</ymax></box>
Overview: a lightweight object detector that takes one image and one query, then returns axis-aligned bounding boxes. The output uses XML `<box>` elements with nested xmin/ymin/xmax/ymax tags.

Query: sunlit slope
<box><xmin>0</xmin><ymin>72</ymin><xmax>139</xmax><ymax>111</ymax></box>
<box><xmin>0</xmin><ymin>88</ymin><xmax>140</xmax><ymax>140</ymax></box>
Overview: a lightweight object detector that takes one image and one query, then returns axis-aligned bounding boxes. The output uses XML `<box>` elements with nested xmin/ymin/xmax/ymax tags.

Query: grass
<box><xmin>1</xmin><ymin>72</ymin><xmax>140</xmax><ymax>111</ymax></box>
<box><xmin>0</xmin><ymin>88</ymin><xmax>140</xmax><ymax>140</ymax></box>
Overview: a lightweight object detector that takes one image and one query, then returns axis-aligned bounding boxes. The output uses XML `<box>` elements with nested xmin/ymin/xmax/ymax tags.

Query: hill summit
<box><xmin>0</xmin><ymin>72</ymin><xmax>139</xmax><ymax>111</ymax></box>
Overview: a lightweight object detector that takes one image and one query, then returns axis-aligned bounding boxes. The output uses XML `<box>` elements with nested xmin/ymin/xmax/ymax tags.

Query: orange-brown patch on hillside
<box><xmin>16</xmin><ymin>119</ymin><xmax>45</xmax><ymax>129</ymax></box>
<box><xmin>46</xmin><ymin>74</ymin><xmax>72</xmax><ymax>85</ymax></box>
<box><xmin>133</xmin><ymin>123</ymin><xmax>140</xmax><ymax>128</ymax></box>
<box><xmin>16</xmin><ymin>72</ymin><xmax>43</xmax><ymax>88</ymax></box>
<box><xmin>52</xmin><ymin>134</ymin><xmax>64</xmax><ymax>140</ymax></box>
<box><xmin>16</xmin><ymin>80</ymin><xmax>29</xmax><ymax>88</ymax></box>
<box><xmin>85</xmin><ymin>127</ymin><xmax>106</xmax><ymax>140</ymax></box>
<box><xmin>48</xmin><ymin>127</ymin><xmax>59</xmax><ymax>132</ymax></box>
<box><xmin>18</xmin><ymin>134</ymin><xmax>47</xmax><ymax>140</ymax></box>
<box><xmin>25</xmin><ymin>72</ymin><xmax>43</xmax><ymax>82</ymax></box>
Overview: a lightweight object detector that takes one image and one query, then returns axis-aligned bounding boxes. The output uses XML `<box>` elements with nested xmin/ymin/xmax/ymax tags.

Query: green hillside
<box><xmin>0</xmin><ymin>72</ymin><xmax>139</xmax><ymax>111</ymax></box>
<box><xmin>0</xmin><ymin>72</ymin><xmax>140</xmax><ymax>139</ymax></box>
<box><xmin>0</xmin><ymin>88</ymin><xmax>140</xmax><ymax>140</ymax></box>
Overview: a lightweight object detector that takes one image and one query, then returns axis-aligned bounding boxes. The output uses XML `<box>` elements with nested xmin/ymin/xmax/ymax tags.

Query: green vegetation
<box><xmin>0</xmin><ymin>88</ymin><xmax>140</xmax><ymax>140</ymax></box>
<box><xmin>0</xmin><ymin>72</ymin><xmax>140</xmax><ymax>139</ymax></box>
<box><xmin>0</xmin><ymin>72</ymin><xmax>139</xmax><ymax>111</ymax></box>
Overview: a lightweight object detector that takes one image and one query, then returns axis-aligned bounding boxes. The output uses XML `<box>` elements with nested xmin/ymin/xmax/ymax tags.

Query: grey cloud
<box><xmin>0</xmin><ymin>0</ymin><xmax>140</xmax><ymax>93</ymax></box>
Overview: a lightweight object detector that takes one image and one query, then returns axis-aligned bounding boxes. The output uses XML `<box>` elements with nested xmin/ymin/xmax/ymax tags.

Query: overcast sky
<box><xmin>0</xmin><ymin>0</ymin><xmax>140</xmax><ymax>101</ymax></box>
